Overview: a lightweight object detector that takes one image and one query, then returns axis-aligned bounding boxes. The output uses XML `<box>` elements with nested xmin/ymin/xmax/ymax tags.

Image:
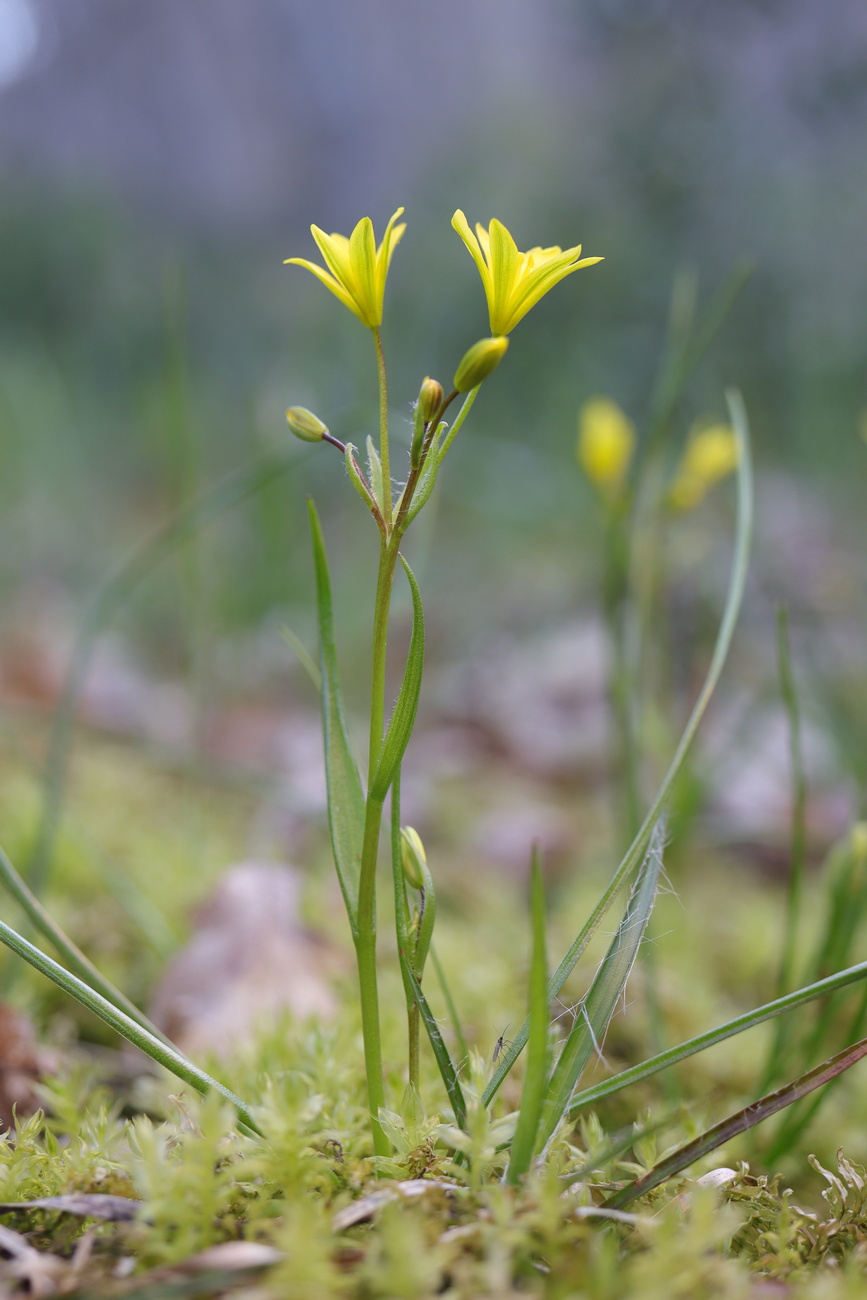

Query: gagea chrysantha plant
<box><xmin>8</xmin><ymin>205</ymin><xmax>867</xmax><ymax>1214</ymax></box>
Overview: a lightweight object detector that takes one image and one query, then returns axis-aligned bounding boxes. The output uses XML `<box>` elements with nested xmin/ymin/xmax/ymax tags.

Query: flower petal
<box><xmin>349</xmin><ymin>216</ymin><xmax>379</xmax><ymax>326</ymax></box>
<box><xmin>283</xmin><ymin>257</ymin><xmax>369</xmax><ymax>324</ymax></box>
<box><xmin>452</xmin><ymin>210</ymin><xmax>491</xmax><ymax>297</ymax></box>
<box><xmin>486</xmin><ymin>219</ymin><xmax>522</xmax><ymax>334</ymax></box>
<box><xmin>310</xmin><ymin>226</ymin><xmax>353</xmax><ymax>286</ymax></box>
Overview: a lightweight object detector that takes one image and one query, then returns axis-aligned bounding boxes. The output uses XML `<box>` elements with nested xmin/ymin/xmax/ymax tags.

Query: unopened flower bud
<box><xmin>418</xmin><ymin>377</ymin><xmax>444</xmax><ymax>422</ymax></box>
<box><xmin>453</xmin><ymin>336</ymin><xmax>509</xmax><ymax>393</ymax></box>
<box><xmin>400</xmin><ymin>826</ymin><xmax>427</xmax><ymax>890</ymax></box>
<box><xmin>286</xmin><ymin>406</ymin><xmax>329</xmax><ymax>443</ymax></box>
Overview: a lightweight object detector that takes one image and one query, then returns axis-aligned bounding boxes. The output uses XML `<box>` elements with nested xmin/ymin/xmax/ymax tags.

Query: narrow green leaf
<box><xmin>308</xmin><ymin>499</ymin><xmax>365</xmax><ymax>928</ymax></box>
<box><xmin>369</xmin><ymin>555</ymin><xmax>425</xmax><ymax>801</ymax></box>
<box><xmin>404</xmin><ymin>425</ymin><xmax>444</xmax><ymax>528</ymax></box>
<box><xmin>366</xmin><ymin>435</ymin><xmax>384</xmax><ymax>512</ymax></box>
<box><xmin>0</xmin><ymin>917</ymin><xmax>261</xmax><ymax>1137</ymax></box>
<box><xmin>401</xmin><ymin>955</ymin><xmax>467</xmax><ymax>1130</ymax></box>
<box><xmin>0</xmin><ymin>844</ymin><xmax>172</xmax><ymax>1048</ymax></box>
<box><xmin>536</xmin><ymin>820</ymin><xmax>665</xmax><ymax>1151</ymax></box>
<box><xmin>604</xmin><ymin>1035</ymin><xmax>867</xmax><ymax>1210</ymax></box>
<box><xmin>484</xmin><ymin>389</ymin><xmax>753</xmax><ymax>1109</ymax></box>
<box><xmin>506</xmin><ymin>850</ymin><xmax>551</xmax><ymax>1183</ymax></box>
<box><xmin>430</xmin><ymin>945</ymin><xmax>470</xmax><ymax>1067</ymax></box>
<box><xmin>569</xmin><ymin>956</ymin><xmax>867</xmax><ymax>1115</ymax></box>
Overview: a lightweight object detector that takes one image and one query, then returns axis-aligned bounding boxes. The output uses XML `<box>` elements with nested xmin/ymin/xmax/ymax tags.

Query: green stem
<box><xmin>390</xmin><ymin>772</ymin><xmax>420</xmax><ymax>1091</ymax></box>
<box><xmin>356</xmin><ymin>533</ymin><xmax>401</xmax><ymax>1157</ymax></box>
<box><xmin>373</xmin><ymin>327</ymin><xmax>392</xmax><ymax>524</ymax></box>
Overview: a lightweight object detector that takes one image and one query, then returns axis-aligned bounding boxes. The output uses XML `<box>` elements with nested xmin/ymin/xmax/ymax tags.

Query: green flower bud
<box><xmin>418</xmin><ymin>377</ymin><xmax>444</xmax><ymax>422</ymax></box>
<box><xmin>453</xmin><ymin>336</ymin><xmax>509</xmax><ymax>393</ymax></box>
<box><xmin>400</xmin><ymin>826</ymin><xmax>427</xmax><ymax>890</ymax></box>
<box><xmin>286</xmin><ymin>406</ymin><xmax>329</xmax><ymax>442</ymax></box>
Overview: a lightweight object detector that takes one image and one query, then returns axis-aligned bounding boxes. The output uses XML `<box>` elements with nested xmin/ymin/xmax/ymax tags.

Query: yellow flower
<box><xmin>452</xmin><ymin>210</ymin><xmax>602</xmax><ymax>335</ymax></box>
<box><xmin>284</xmin><ymin>208</ymin><xmax>406</xmax><ymax>328</ymax></box>
<box><xmin>577</xmin><ymin>397</ymin><xmax>635</xmax><ymax>497</ymax></box>
<box><xmin>669</xmin><ymin>424</ymin><xmax>739</xmax><ymax>510</ymax></box>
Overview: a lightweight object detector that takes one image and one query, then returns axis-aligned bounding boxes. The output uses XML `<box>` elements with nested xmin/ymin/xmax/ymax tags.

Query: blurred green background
<box><xmin>0</xmin><ymin>0</ymin><xmax>866</xmax><ymax>836</ymax></box>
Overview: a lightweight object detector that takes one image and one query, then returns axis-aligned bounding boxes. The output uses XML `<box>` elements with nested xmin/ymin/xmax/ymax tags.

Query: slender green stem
<box><xmin>356</xmin><ymin>791</ymin><xmax>388</xmax><ymax>1155</ymax></box>
<box><xmin>373</xmin><ymin>327</ymin><xmax>392</xmax><ymax>524</ymax></box>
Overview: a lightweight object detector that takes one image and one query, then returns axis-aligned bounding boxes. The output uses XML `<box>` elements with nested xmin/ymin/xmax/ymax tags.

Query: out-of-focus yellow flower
<box><xmin>452</xmin><ymin>210</ymin><xmax>601</xmax><ymax>336</ymax></box>
<box><xmin>669</xmin><ymin>424</ymin><xmax>739</xmax><ymax>510</ymax></box>
<box><xmin>284</xmin><ymin>208</ymin><xmax>406</xmax><ymax>328</ymax></box>
<box><xmin>577</xmin><ymin>397</ymin><xmax>635</xmax><ymax>498</ymax></box>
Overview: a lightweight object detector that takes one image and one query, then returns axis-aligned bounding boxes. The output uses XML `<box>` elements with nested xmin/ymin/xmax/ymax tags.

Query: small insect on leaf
<box><xmin>492</xmin><ymin>1025</ymin><xmax>512</xmax><ymax>1065</ymax></box>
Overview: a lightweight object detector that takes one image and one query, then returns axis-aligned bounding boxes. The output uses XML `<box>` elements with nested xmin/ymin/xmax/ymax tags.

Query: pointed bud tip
<box><xmin>453</xmin><ymin>336</ymin><xmax>509</xmax><ymax>393</ymax></box>
<box><xmin>400</xmin><ymin>827</ymin><xmax>427</xmax><ymax>889</ymax></box>
<box><xmin>286</xmin><ymin>406</ymin><xmax>329</xmax><ymax>442</ymax></box>
<box><xmin>418</xmin><ymin>377</ymin><xmax>444</xmax><ymax>422</ymax></box>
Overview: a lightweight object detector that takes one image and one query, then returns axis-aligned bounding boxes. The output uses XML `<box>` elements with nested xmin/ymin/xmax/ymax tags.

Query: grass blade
<box><xmin>483</xmin><ymin>388</ymin><xmax>753</xmax><ymax>1109</ymax></box>
<box><xmin>604</xmin><ymin>1036</ymin><xmax>867</xmax><ymax>1210</ymax></box>
<box><xmin>0</xmin><ymin>843</ymin><xmax>172</xmax><ymax>1047</ymax></box>
<box><xmin>430</xmin><ymin>945</ymin><xmax>470</xmax><ymax>1067</ymax></box>
<box><xmin>536</xmin><ymin>820</ymin><xmax>665</xmax><ymax>1152</ymax></box>
<box><xmin>0</xmin><ymin>917</ymin><xmax>261</xmax><ymax>1137</ymax></box>
<box><xmin>568</xmin><ymin>957</ymin><xmax>867</xmax><ymax>1114</ymax></box>
<box><xmin>400</xmin><ymin>954</ymin><xmax>467</xmax><ymax>1130</ymax></box>
<box><xmin>506</xmin><ymin>849</ymin><xmax>551</xmax><ymax>1183</ymax></box>
<box><xmin>369</xmin><ymin>554</ymin><xmax>425</xmax><ymax>801</ymax></box>
<box><xmin>308</xmin><ymin>498</ymin><xmax>365</xmax><ymax>929</ymax></box>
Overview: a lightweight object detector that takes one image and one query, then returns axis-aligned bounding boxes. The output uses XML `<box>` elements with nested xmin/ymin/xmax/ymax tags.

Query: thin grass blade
<box><xmin>604</xmin><ymin>1036</ymin><xmax>867</xmax><ymax>1210</ymax></box>
<box><xmin>484</xmin><ymin>388</ymin><xmax>753</xmax><ymax>1109</ymax></box>
<box><xmin>400</xmin><ymin>954</ymin><xmax>467</xmax><ymax>1130</ymax></box>
<box><xmin>308</xmin><ymin>499</ymin><xmax>365</xmax><ymax>928</ymax></box>
<box><xmin>536</xmin><ymin>820</ymin><xmax>665</xmax><ymax>1152</ymax></box>
<box><xmin>506</xmin><ymin>850</ymin><xmax>551</xmax><ymax>1183</ymax></box>
<box><xmin>569</xmin><ymin>957</ymin><xmax>867</xmax><ymax>1114</ymax></box>
<box><xmin>430</xmin><ymin>945</ymin><xmax>470</xmax><ymax>1067</ymax></box>
<box><xmin>369</xmin><ymin>554</ymin><xmax>424</xmax><ymax>801</ymax></box>
<box><xmin>0</xmin><ymin>917</ymin><xmax>261</xmax><ymax>1136</ymax></box>
<box><xmin>0</xmin><ymin>844</ymin><xmax>172</xmax><ymax>1047</ymax></box>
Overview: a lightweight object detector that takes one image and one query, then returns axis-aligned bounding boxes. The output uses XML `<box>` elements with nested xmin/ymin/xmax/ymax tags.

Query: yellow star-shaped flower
<box><xmin>452</xmin><ymin>210</ymin><xmax>602</xmax><ymax>335</ymax></box>
<box><xmin>284</xmin><ymin>208</ymin><xmax>406</xmax><ymax>329</ymax></box>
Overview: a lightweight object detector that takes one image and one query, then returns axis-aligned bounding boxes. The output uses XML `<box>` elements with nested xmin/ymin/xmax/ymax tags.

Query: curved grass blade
<box><xmin>506</xmin><ymin>850</ymin><xmax>551</xmax><ymax>1183</ymax></box>
<box><xmin>536</xmin><ymin>820</ymin><xmax>665</xmax><ymax>1153</ymax></box>
<box><xmin>308</xmin><ymin>498</ymin><xmax>365</xmax><ymax>929</ymax></box>
<box><xmin>484</xmin><ymin>389</ymin><xmax>753</xmax><ymax>1109</ymax></box>
<box><xmin>568</xmin><ymin>963</ymin><xmax>867</xmax><ymax>1116</ymax></box>
<box><xmin>369</xmin><ymin>555</ymin><xmax>424</xmax><ymax>801</ymax></box>
<box><xmin>604</xmin><ymin>1036</ymin><xmax>867</xmax><ymax>1211</ymax></box>
<box><xmin>400</xmin><ymin>954</ymin><xmax>467</xmax><ymax>1130</ymax></box>
<box><xmin>0</xmin><ymin>844</ymin><xmax>172</xmax><ymax>1048</ymax></box>
<box><xmin>0</xmin><ymin>917</ymin><xmax>262</xmax><ymax>1137</ymax></box>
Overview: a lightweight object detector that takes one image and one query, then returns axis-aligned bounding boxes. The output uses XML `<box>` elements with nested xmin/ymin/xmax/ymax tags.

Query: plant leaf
<box><xmin>604</xmin><ymin>1035</ymin><xmax>867</xmax><ymax>1210</ymax></box>
<box><xmin>0</xmin><ymin>916</ymin><xmax>261</xmax><ymax>1137</ymax></box>
<box><xmin>483</xmin><ymin>389</ymin><xmax>753</xmax><ymax>1109</ymax></box>
<box><xmin>0</xmin><ymin>843</ymin><xmax>172</xmax><ymax>1047</ymax></box>
<box><xmin>506</xmin><ymin>849</ymin><xmax>551</xmax><ymax>1183</ymax></box>
<box><xmin>569</xmin><ymin>955</ymin><xmax>867</xmax><ymax>1115</ymax></box>
<box><xmin>400</xmin><ymin>955</ymin><xmax>467</xmax><ymax>1130</ymax></box>
<box><xmin>369</xmin><ymin>554</ymin><xmax>425</xmax><ymax>801</ymax></box>
<box><xmin>535</xmin><ymin>819</ymin><xmax>665</xmax><ymax>1152</ymax></box>
<box><xmin>308</xmin><ymin>499</ymin><xmax>365</xmax><ymax>929</ymax></box>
